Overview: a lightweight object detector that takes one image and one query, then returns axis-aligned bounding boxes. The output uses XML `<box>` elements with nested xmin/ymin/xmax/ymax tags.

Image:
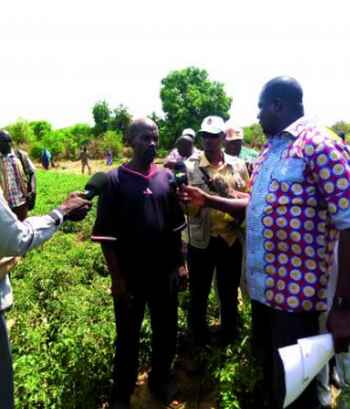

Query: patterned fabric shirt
<box><xmin>246</xmin><ymin>117</ymin><xmax>350</xmax><ymax>313</ymax></box>
<box><xmin>0</xmin><ymin>151</ymin><xmax>29</xmax><ymax>208</ymax></box>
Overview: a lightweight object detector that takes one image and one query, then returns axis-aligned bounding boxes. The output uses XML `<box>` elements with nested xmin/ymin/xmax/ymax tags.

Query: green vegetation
<box><xmin>8</xmin><ymin>170</ymin><xmax>257</xmax><ymax>409</ymax></box>
<box><xmin>159</xmin><ymin>67</ymin><xmax>232</xmax><ymax>148</ymax></box>
<box><xmin>9</xmin><ymin>171</ymin><xmax>114</xmax><ymax>409</ymax></box>
<box><xmin>3</xmin><ymin>67</ymin><xmax>349</xmax><ymax>161</ymax></box>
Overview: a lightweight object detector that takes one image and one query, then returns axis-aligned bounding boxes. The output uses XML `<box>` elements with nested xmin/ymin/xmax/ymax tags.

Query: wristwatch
<box><xmin>333</xmin><ymin>296</ymin><xmax>350</xmax><ymax>310</ymax></box>
<box><xmin>49</xmin><ymin>209</ymin><xmax>64</xmax><ymax>226</ymax></box>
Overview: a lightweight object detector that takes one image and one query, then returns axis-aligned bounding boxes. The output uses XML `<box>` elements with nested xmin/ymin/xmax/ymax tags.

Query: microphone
<box><xmin>173</xmin><ymin>161</ymin><xmax>192</xmax><ymax>245</ymax></box>
<box><xmin>84</xmin><ymin>172</ymin><xmax>108</xmax><ymax>200</ymax></box>
<box><xmin>174</xmin><ymin>161</ymin><xmax>188</xmax><ymax>187</ymax></box>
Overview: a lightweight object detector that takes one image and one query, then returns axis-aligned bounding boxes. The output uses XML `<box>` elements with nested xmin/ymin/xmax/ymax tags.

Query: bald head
<box><xmin>261</xmin><ymin>76</ymin><xmax>303</xmax><ymax>109</ymax></box>
<box><xmin>126</xmin><ymin>118</ymin><xmax>159</xmax><ymax>166</ymax></box>
<box><xmin>258</xmin><ymin>76</ymin><xmax>304</xmax><ymax>136</ymax></box>
<box><xmin>127</xmin><ymin>118</ymin><xmax>158</xmax><ymax>143</ymax></box>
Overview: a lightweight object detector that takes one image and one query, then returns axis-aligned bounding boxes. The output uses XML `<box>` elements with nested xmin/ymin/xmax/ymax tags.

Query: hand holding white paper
<box><xmin>279</xmin><ymin>333</ymin><xmax>334</xmax><ymax>408</ymax></box>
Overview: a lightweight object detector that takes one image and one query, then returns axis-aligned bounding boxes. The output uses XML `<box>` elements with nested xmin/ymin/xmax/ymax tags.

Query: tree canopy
<box><xmin>160</xmin><ymin>67</ymin><xmax>232</xmax><ymax>147</ymax></box>
<box><xmin>92</xmin><ymin>100</ymin><xmax>110</xmax><ymax>136</ymax></box>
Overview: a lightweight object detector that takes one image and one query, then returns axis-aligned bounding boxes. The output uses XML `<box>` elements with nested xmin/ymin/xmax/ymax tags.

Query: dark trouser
<box><xmin>111</xmin><ymin>273</ymin><xmax>178</xmax><ymax>403</ymax></box>
<box><xmin>12</xmin><ymin>203</ymin><xmax>28</xmax><ymax>222</ymax></box>
<box><xmin>0</xmin><ymin>311</ymin><xmax>13</xmax><ymax>409</ymax></box>
<box><xmin>187</xmin><ymin>237</ymin><xmax>242</xmax><ymax>341</ymax></box>
<box><xmin>251</xmin><ymin>301</ymin><xmax>321</xmax><ymax>409</ymax></box>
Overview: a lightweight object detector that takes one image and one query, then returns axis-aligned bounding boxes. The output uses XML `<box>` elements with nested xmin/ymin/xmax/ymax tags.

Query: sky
<box><xmin>0</xmin><ymin>0</ymin><xmax>349</xmax><ymax>129</ymax></box>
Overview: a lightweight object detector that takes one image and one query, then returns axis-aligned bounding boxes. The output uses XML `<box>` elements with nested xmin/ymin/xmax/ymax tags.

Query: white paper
<box><xmin>279</xmin><ymin>333</ymin><xmax>334</xmax><ymax>408</ymax></box>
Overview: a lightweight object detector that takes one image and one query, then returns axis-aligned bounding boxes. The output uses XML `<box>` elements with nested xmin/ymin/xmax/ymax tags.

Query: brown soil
<box><xmin>36</xmin><ymin>159</ymin><xmax>118</xmax><ymax>175</ymax></box>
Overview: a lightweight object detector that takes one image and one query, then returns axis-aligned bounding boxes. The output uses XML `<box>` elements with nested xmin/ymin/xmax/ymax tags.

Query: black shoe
<box><xmin>148</xmin><ymin>377</ymin><xmax>177</xmax><ymax>405</ymax></box>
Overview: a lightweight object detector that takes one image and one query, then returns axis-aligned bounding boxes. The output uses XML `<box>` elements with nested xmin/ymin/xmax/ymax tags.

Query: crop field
<box><xmin>8</xmin><ymin>170</ymin><xmax>258</xmax><ymax>409</ymax></box>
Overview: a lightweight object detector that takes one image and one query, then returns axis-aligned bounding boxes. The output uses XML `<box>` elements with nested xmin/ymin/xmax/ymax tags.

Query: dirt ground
<box><xmin>37</xmin><ymin>159</ymin><xmax>118</xmax><ymax>175</ymax></box>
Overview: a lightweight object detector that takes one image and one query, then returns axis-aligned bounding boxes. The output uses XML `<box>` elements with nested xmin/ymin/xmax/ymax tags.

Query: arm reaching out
<box><xmin>178</xmin><ymin>185</ymin><xmax>249</xmax><ymax>217</ymax></box>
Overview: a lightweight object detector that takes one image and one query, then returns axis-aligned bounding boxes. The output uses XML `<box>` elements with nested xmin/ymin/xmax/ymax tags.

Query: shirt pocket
<box><xmin>272</xmin><ymin>158</ymin><xmax>305</xmax><ymax>183</ymax></box>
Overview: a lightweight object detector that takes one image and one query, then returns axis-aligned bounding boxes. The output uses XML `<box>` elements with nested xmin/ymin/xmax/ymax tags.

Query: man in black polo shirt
<box><xmin>92</xmin><ymin>118</ymin><xmax>186</xmax><ymax>409</ymax></box>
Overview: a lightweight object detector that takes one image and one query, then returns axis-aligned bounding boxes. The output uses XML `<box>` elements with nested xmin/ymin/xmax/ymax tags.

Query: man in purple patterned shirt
<box><xmin>180</xmin><ymin>77</ymin><xmax>350</xmax><ymax>409</ymax></box>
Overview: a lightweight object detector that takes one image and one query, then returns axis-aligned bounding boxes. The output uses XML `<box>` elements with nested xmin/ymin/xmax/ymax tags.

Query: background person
<box><xmin>164</xmin><ymin>128</ymin><xmax>200</xmax><ymax>169</ymax></box>
<box><xmin>183</xmin><ymin>115</ymin><xmax>249</xmax><ymax>347</ymax></box>
<box><xmin>338</xmin><ymin>131</ymin><xmax>346</xmax><ymax>143</ymax></box>
<box><xmin>224</xmin><ymin>122</ymin><xmax>244</xmax><ymax>157</ymax></box>
<box><xmin>41</xmin><ymin>148</ymin><xmax>51</xmax><ymax>170</ymax></box>
<box><xmin>106</xmin><ymin>149</ymin><xmax>113</xmax><ymax>166</ymax></box>
<box><xmin>224</xmin><ymin>121</ymin><xmax>259</xmax><ymax>175</ymax></box>
<box><xmin>0</xmin><ymin>130</ymin><xmax>36</xmax><ymax>221</ymax></box>
<box><xmin>79</xmin><ymin>146</ymin><xmax>91</xmax><ymax>175</ymax></box>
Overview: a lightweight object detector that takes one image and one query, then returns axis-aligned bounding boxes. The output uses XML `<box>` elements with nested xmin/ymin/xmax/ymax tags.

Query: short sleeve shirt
<box><xmin>186</xmin><ymin>152</ymin><xmax>249</xmax><ymax>247</ymax></box>
<box><xmin>92</xmin><ymin>164</ymin><xmax>186</xmax><ymax>276</ymax></box>
<box><xmin>246</xmin><ymin>117</ymin><xmax>350</xmax><ymax>313</ymax></box>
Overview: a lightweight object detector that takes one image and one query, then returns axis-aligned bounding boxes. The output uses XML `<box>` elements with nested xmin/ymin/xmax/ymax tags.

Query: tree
<box><xmin>110</xmin><ymin>104</ymin><xmax>132</xmax><ymax>140</ymax></box>
<box><xmin>5</xmin><ymin>118</ymin><xmax>35</xmax><ymax>145</ymax></box>
<box><xmin>67</xmin><ymin>123</ymin><xmax>93</xmax><ymax>145</ymax></box>
<box><xmin>160</xmin><ymin>67</ymin><xmax>232</xmax><ymax>148</ymax></box>
<box><xmin>243</xmin><ymin>123</ymin><xmax>266</xmax><ymax>149</ymax></box>
<box><xmin>92</xmin><ymin>100</ymin><xmax>111</xmax><ymax>136</ymax></box>
<box><xmin>29</xmin><ymin>120</ymin><xmax>52</xmax><ymax>140</ymax></box>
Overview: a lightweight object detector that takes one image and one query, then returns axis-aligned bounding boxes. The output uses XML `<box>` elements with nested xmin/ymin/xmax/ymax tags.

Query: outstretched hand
<box><xmin>177</xmin><ymin>185</ymin><xmax>208</xmax><ymax>208</ymax></box>
<box><xmin>58</xmin><ymin>192</ymin><xmax>92</xmax><ymax>222</ymax></box>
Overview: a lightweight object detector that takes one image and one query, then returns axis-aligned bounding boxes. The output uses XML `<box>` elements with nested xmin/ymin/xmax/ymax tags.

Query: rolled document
<box><xmin>279</xmin><ymin>333</ymin><xmax>334</xmax><ymax>408</ymax></box>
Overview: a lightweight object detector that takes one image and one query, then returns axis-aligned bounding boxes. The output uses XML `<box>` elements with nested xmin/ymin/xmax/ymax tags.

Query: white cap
<box><xmin>181</xmin><ymin>128</ymin><xmax>196</xmax><ymax>139</ymax></box>
<box><xmin>198</xmin><ymin>116</ymin><xmax>225</xmax><ymax>135</ymax></box>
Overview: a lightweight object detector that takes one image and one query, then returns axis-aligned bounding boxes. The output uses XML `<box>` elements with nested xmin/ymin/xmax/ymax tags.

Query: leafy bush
<box><xmin>29</xmin><ymin>121</ymin><xmax>53</xmax><ymax>141</ymax></box>
<box><xmin>100</xmin><ymin>130</ymin><xmax>124</xmax><ymax>157</ymax></box>
<box><xmin>243</xmin><ymin>123</ymin><xmax>266</xmax><ymax>149</ymax></box>
<box><xmin>6</xmin><ymin>118</ymin><xmax>35</xmax><ymax>145</ymax></box>
<box><xmin>207</xmin><ymin>301</ymin><xmax>262</xmax><ymax>409</ymax></box>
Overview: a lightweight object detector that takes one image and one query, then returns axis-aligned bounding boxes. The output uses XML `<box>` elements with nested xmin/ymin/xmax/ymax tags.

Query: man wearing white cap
<box><xmin>183</xmin><ymin>115</ymin><xmax>249</xmax><ymax>346</ymax></box>
<box><xmin>164</xmin><ymin>128</ymin><xmax>200</xmax><ymax>169</ymax></box>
